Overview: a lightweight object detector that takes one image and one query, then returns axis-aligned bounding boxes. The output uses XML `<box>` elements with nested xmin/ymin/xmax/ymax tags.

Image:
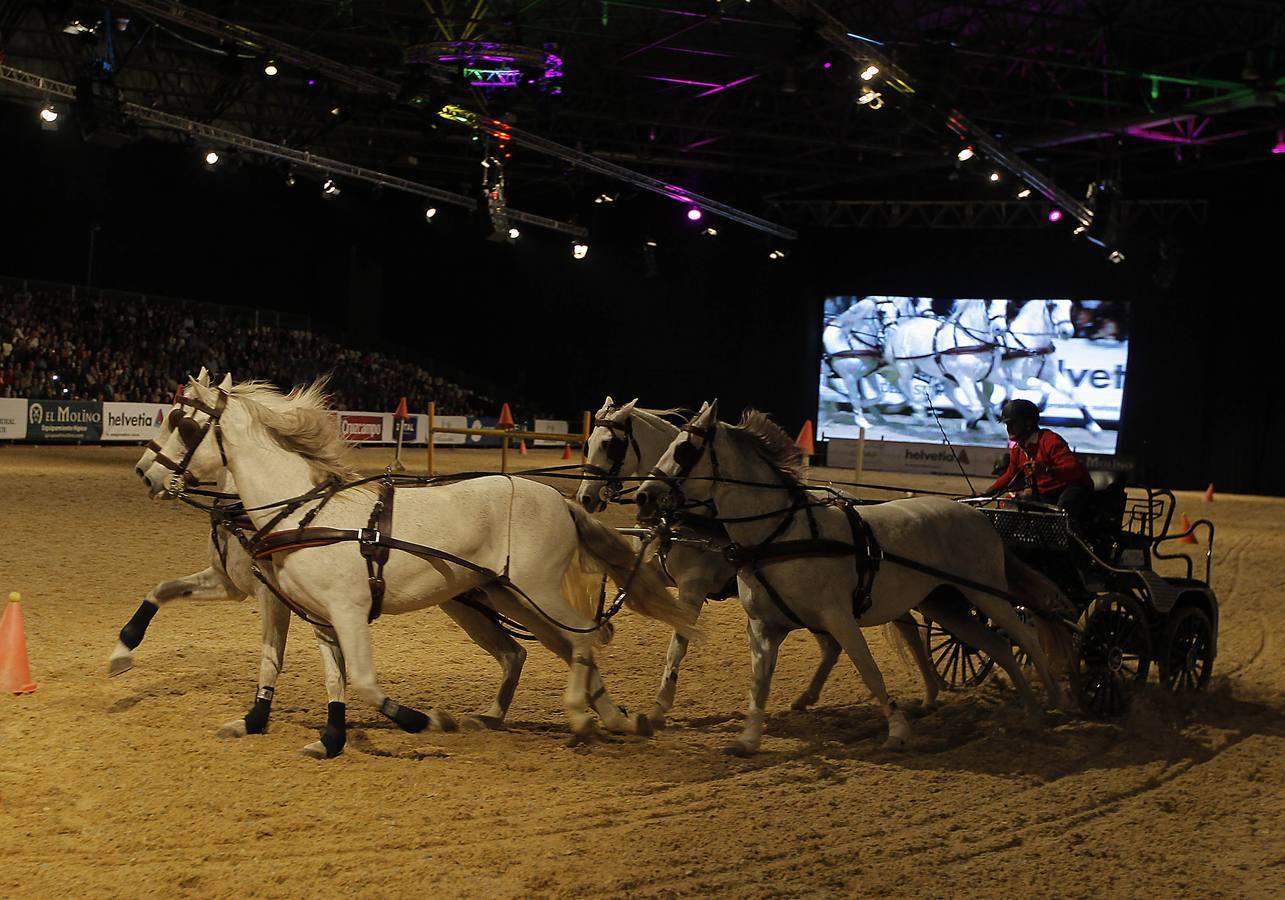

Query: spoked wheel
<box><xmin>1162</xmin><ymin>606</ymin><xmax>1214</xmax><ymax>693</ymax></box>
<box><xmin>925</xmin><ymin>609</ymin><xmax>995</xmax><ymax>690</ymax></box>
<box><xmin>1077</xmin><ymin>593</ymin><xmax>1152</xmax><ymax>718</ymax></box>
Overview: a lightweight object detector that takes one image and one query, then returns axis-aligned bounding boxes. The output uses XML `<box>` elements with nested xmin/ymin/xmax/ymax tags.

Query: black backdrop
<box><xmin>2</xmin><ymin>104</ymin><xmax>1280</xmax><ymax>494</ymax></box>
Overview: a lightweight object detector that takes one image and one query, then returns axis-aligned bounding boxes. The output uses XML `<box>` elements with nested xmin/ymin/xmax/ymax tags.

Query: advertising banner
<box><xmin>25</xmin><ymin>399</ymin><xmax>103</xmax><ymax>442</ymax></box>
<box><xmin>102</xmin><ymin>402</ymin><xmax>166</xmax><ymax>441</ymax></box>
<box><xmin>532</xmin><ymin>419</ymin><xmax>572</xmax><ymax>447</ymax></box>
<box><xmin>0</xmin><ymin>398</ymin><xmax>27</xmax><ymax>439</ymax></box>
<box><xmin>336</xmin><ymin>411</ymin><xmax>385</xmax><ymax>443</ymax></box>
<box><xmin>827</xmin><ymin>437</ymin><xmax>1010</xmax><ymax>478</ymax></box>
<box><xmin>431</xmin><ymin>415</ymin><xmax>470</xmax><ymax>445</ymax></box>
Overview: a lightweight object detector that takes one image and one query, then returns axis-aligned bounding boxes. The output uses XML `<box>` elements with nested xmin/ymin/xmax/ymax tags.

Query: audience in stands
<box><xmin>0</xmin><ymin>281</ymin><xmax>501</xmax><ymax>416</ymax></box>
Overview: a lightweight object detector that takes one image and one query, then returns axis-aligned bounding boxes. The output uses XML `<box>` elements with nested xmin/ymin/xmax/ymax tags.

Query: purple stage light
<box><xmin>1048</xmin><ymin>209</ymin><xmax>1063</xmax><ymax>223</ymax></box>
<box><xmin>822</xmin><ymin>61</ymin><xmax>833</xmax><ymax>70</ymax></box>
<box><xmin>687</xmin><ymin>208</ymin><xmax>702</xmax><ymax>221</ymax></box>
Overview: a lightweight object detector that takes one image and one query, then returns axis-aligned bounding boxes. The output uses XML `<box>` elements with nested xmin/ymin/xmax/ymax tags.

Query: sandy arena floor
<box><xmin>0</xmin><ymin>444</ymin><xmax>1281</xmax><ymax>898</ymax></box>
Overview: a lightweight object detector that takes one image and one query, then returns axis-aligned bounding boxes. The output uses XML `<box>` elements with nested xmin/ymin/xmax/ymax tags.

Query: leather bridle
<box><xmin>583</xmin><ymin>413</ymin><xmax>641</xmax><ymax>502</ymax></box>
<box><xmin>147</xmin><ymin>388</ymin><xmax>229</xmax><ymax>492</ymax></box>
<box><xmin>645</xmin><ymin>421</ymin><xmax>719</xmax><ymax>515</ymax></box>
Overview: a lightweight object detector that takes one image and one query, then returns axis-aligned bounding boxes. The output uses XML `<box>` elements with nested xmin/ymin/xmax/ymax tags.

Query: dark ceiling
<box><xmin>2</xmin><ymin>0</ymin><xmax>1282</xmax><ymax>236</ymax></box>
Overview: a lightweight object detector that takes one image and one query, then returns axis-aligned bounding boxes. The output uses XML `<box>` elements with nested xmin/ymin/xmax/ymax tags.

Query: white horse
<box><xmin>989</xmin><ymin>300</ymin><xmax>1102</xmax><ymax>432</ymax></box>
<box><xmin>110</xmin><ymin>374</ymin><xmax>530</xmax><ymax>743</ymax></box>
<box><xmin>135</xmin><ymin>375</ymin><xmax>696</xmax><ymax>756</ymax></box>
<box><xmin>820</xmin><ymin>298</ymin><xmax>898</xmax><ymax>429</ymax></box>
<box><xmin>575</xmin><ymin>397</ymin><xmax>946</xmax><ymax>726</ymax></box>
<box><xmin>635</xmin><ymin>402</ymin><xmax>1069</xmax><ymax>755</ymax></box>
<box><xmin>885</xmin><ymin>299</ymin><xmax>1005</xmax><ymax>430</ymax></box>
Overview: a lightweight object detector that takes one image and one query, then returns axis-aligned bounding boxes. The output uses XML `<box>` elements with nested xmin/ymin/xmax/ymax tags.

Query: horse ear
<box><xmin>196</xmin><ymin>367</ymin><xmax>210</xmax><ymax>385</ymax></box>
<box><xmin>218</xmin><ymin>372</ymin><xmax>232</xmax><ymax>390</ymax></box>
<box><xmin>619</xmin><ymin>398</ymin><xmax>638</xmax><ymax>415</ymax></box>
<box><xmin>604</xmin><ymin>395</ymin><xmax>614</xmax><ymax>408</ymax></box>
<box><xmin>704</xmin><ymin>399</ymin><xmax>719</xmax><ymax>421</ymax></box>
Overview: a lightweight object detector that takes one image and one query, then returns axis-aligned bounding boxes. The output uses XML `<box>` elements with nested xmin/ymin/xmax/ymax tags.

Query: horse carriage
<box><xmin>926</xmin><ymin>478</ymin><xmax>1219</xmax><ymax>716</ymax></box>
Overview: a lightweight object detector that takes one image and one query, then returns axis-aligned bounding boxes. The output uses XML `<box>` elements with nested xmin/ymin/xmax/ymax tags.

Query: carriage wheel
<box><xmin>1076</xmin><ymin>593</ymin><xmax>1152</xmax><ymax>718</ymax></box>
<box><xmin>1161</xmin><ymin>606</ymin><xmax>1214</xmax><ymax>693</ymax></box>
<box><xmin>925</xmin><ymin>609</ymin><xmax>995</xmax><ymax>690</ymax></box>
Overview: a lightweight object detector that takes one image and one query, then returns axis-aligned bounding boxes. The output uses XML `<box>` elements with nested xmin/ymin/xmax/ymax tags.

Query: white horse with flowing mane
<box><xmin>885</xmin><ymin>299</ymin><xmax>1006</xmax><ymax>430</ymax></box>
<box><xmin>821</xmin><ymin>298</ymin><xmax>898</xmax><ymax>430</ymax></box>
<box><xmin>135</xmin><ymin>374</ymin><xmax>696</xmax><ymax>756</ymax></box>
<box><xmin>636</xmin><ymin>402</ymin><xmax>1070</xmax><ymax>755</ymax></box>
<box><xmin>989</xmin><ymin>299</ymin><xmax>1102</xmax><ymax>432</ymax></box>
<box><xmin>110</xmin><ymin>373</ymin><xmax>532</xmax><ymax>743</ymax></box>
<box><xmin>575</xmin><ymin>397</ymin><xmax>948</xmax><ymax>726</ymax></box>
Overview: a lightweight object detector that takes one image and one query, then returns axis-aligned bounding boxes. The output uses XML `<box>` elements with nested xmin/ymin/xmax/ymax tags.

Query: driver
<box><xmin>985</xmin><ymin>398</ymin><xmax>1092</xmax><ymax>521</ymax></box>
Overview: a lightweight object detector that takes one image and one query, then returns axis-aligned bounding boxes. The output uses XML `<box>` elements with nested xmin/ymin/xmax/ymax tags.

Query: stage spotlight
<box><xmin>860</xmin><ymin>65</ymin><xmax>879</xmax><ymax>81</ymax></box>
<box><xmin>424</xmin><ymin>207</ymin><xmax>437</xmax><ymax>221</ymax></box>
<box><xmin>1047</xmin><ymin>209</ymin><xmax>1063</xmax><ymax>223</ymax></box>
<box><xmin>1073</xmin><ymin>225</ymin><xmax>1087</xmax><ymax>235</ymax></box>
<box><xmin>645</xmin><ymin>240</ymin><xmax>658</xmax><ymax>247</ymax></box>
<box><xmin>687</xmin><ymin>207</ymin><xmax>703</xmax><ymax>221</ymax></box>
<box><xmin>508</xmin><ymin>227</ymin><xmax>521</xmax><ymax>240</ymax></box>
<box><xmin>572</xmin><ymin>242</ymin><xmax>589</xmax><ymax>260</ymax></box>
<box><xmin>857</xmin><ymin>85</ymin><xmax>883</xmax><ymax>109</ymax></box>
<box><xmin>1017</xmin><ymin>188</ymin><xmax>1032</xmax><ymax>198</ymax></box>
<box><xmin>39</xmin><ymin>105</ymin><xmax>58</xmax><ymax>124</ymax></box>
<box><xmin>957</xmin><ymin>146</ymin><xmax>975</xmax><ymax>162</ymax></box>
<box><xmin>264</xmin><ymin>61</ymin><xmax>278</xmax><ymax>77</ymax></box>
<box><xmin>702</xmin><ymin>227</ymin><xmax>718</xmax><ymax>237</ymax></box>
<box><xmin>594</xmin><ymin>193</ymin><xmax>617</xmax><ymax>204</ymax></box>
<box><xmin>62</xmin><ymin>20</ymin><xmax>95</xmax><ymax>35</ymax></box>
<box><xmin>768</xmin><ymin>249</ymin><xmax>787</xmax><ymax>260</ymax></box>
<box><xmin>989</xmin><ymin>171</ymin><xmax>1001</xmax><ymax>182</ymax></box>
<box><xmin>1107</xmin><ymin>249</ymin><xmax>1125</xmax><ymax>264</ymax></box>
<box><xmin>204</xmin><ymin>150</ymin><xmax>220</xmax><ymax>166</ymax></box>
<box><xmin>322</xmin><ymin>178</ymin><xmax>340</xmax><ymax>197</ymax></box>
<box><xmin>330</xmin><ymin>106</ymin><xmax>342</xmax><ymax>117</ymax></box>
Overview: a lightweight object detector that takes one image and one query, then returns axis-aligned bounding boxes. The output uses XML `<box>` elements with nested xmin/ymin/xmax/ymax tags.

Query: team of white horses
<box><xmin>118</xmin><ymin>369</ymin><xmax>1073</xmax><ymax>759</ymax></box>
<box><xmin>821</xmin><ymin>297</ymin><xmax>1102</xmax><ymax>434</ymax></box>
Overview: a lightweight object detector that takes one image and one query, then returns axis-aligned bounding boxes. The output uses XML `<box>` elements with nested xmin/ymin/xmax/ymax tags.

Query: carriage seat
<box><xmin>1084</xmin><ymin>469</ymin><xmax>1127</xmax><ymax>535</ymax></box>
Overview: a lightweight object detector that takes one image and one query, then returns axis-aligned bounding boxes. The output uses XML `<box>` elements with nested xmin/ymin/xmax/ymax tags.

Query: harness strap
<box><xmin>361</xmin><ymin>479</ymin><xmax>395</xmax><ymax>622</ymax></box>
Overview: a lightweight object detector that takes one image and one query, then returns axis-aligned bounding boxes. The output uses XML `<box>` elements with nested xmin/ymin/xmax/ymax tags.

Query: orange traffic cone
<box><xmin>794</xmin><ymin>420</ymin><xmax>815</xmax><ymax>456</ymax></box>
<box><xmin>393</xmin><ymin>396</ymin><xmax>409</xmax><ymax>421</ymax></box>
<box><xmin>497</xmin><ymin>403</ymin><xmax>515</xmax><ymax>429</ymax></box>
<box><xmin>518</xmin><ymin>439</ymin><xmax>528</xmax><ymax>456</ymax></box>
<box><xmin>1178</xmin><ymin>514</ymin><xmax>1197</xmax><ymax>544</ymax></box>
<box><xmin>1203</xmin><ymin>483</ymin><xmax>1215</xmax><ymax>503</ymax></box>
<box><xmin>0</xmin><ymin>592</ymin><xmax>38</xmax><ymax>694</ymax></box>
<box><xmin>562</xmin><ymin>443</ymin><xmax>573</xmax><ymax>460</ymax></box>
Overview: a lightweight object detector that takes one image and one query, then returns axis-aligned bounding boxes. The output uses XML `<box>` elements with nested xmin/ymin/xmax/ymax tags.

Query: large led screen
<box><xmin>818</xmin><ymin>297</ymin><xmax>1128</xmax><ymax>454</ymax></box>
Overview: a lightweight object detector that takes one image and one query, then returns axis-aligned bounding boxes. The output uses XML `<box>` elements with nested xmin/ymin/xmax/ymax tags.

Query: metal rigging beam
<box><xmin>112</xmin><ymin>0</ymin><xmax>795</xmax><ymax>239</ymax></box>
<box><xmin>0</xmin><ymin>64</ymin><xmax>587</xmax><ymax>238</ymax></box>
<box><xmin>769</xmin><ymin>0</ymin><xmax>1095</xmax><ymax>227</ymax></box>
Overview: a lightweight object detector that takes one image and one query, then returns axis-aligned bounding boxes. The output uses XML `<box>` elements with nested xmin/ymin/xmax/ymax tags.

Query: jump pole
<box><xmin>427</xmin><ymin>401</ymin><xmax>436</xmax><ymax>476</ymax></box>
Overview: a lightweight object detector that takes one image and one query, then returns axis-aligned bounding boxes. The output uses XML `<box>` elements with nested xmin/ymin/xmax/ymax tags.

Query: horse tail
<box><xmin>1003</xmin><ymin>548</ymin><xmax>1075</xmax><ymax>677</ymax></box>
<box><xmin>564</xmin><ymin>502</ymin><xmax>701</xmax><ymax>640</ymax></box>
<box><xmin>561</xmin><ymin>548</ymin><xmax>614</xmax><ymax>647</ymax></box>
<box><xmin>882</xmin><ymin>621</ymin><xmax>916</xmax><ymax>670</ymax></box>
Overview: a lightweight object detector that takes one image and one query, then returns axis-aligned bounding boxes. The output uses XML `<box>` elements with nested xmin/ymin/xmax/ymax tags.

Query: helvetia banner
<box><xmin>25</xmin><ymin>399</ymin><xmax>103</xmax><ymax>441</ymax></box>
<box><xmin>102</xmin><ymin>402</ymin><xmax>167</xmax><ymax>441</ymax></box>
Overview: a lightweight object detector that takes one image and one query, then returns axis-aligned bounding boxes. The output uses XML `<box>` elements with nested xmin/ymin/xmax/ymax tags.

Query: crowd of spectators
<box><xmin>0</xmin><ymin>280</ymin><xmax>504</xmax><ymax>416</ymax></box>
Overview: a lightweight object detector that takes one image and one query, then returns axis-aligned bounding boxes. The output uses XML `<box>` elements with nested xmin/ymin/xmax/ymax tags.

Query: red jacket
<box><xmin>988</xmin><ymin>429</ymin><xmax>1092</xmax><ymax>497</ymax></box>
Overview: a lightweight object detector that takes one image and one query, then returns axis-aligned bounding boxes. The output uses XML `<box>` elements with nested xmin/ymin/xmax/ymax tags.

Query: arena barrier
<box><xmin>426</xmin><ymin>401</ymin><xmax>591</xmax><ymax>475</ymax></box>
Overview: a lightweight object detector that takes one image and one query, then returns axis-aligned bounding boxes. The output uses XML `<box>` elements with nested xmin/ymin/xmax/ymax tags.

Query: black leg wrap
<box><xmin>380</xmin><ymin>697</ymin><xmax>429</xmax><ymax>733</ymax></box>
<box><xmin>119</xmin><ymin>601</ymin><xmax>159</xmax><ymax>650</ymax></box>
<box><xmin>321</xmin><ymin>702</ymin><xmax>346</xmax><ymax>758</ymax></box>
<box><xmin>243</xmin><ymin>697</ymin><xmax>272</xmax><ymax>735</ymax></box>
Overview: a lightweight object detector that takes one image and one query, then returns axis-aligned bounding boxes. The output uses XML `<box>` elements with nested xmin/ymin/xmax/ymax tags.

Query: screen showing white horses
<box><xmin>818</xmin><ymin>296</ymin><xmax>1129</xmax><ymax>456</ymax></box>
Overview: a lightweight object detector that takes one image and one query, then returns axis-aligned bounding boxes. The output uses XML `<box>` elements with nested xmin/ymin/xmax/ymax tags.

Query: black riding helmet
<box><xmin>999</xmin><ymin>398</ymin><xmax>1040</xmax><ymax>424</ymax></box>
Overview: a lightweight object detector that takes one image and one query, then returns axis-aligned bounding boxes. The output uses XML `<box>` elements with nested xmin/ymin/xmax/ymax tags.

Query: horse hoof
<box><xmin>647</xmin><ymin>710</ymin><xmax>669</xmax><ymax>730</ymax></box>
<box><xmin>216</xmin><ymin>719</ymin><xmax>249</xmax><ymax>739</ymax></box>
<box><xmin>461</xmin><ymin>715</ymin><xmax>507</xmax><ymax>732</ymax></box>
<box><xmin>789</xmin><ymin>694</ymin><xmax>815</xmax><ymax>711</ymax></box>
<box><xmin>429</xmin><ymin>709</ymin><xmax>458</xmax><ymax>733</ymax></box>
<box><xmin>632</xmin><ymin>713</ymin><xmax>654</xmax><ymax>738</ymax></box>
<box><xmin>722</xmin><ymin>741</ymin><xmax>756</xmax><ymax>757</ymax></box>
<box><xmin>108</xmin><ymin>643</ymin><xmax>135</xmax><ymax>677</ymax></box>
<box><xmin>301</xmin><ymin>740</ymin><xmax>329</xmax><ymax>759</ymax></box>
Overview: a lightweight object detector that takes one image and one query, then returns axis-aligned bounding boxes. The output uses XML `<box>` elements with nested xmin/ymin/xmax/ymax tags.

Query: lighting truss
<box><xmin>0</xmin><ymin>64</ymin><xmax>587</xmax><ymax>238</ymax></box>
<box><xmin>111</xmin><ymin>0</ymin><xmax>792</xmax><ymax>240</ymax></box>
<box><xmin>770</xmin><ymin>199</ymin><xmax>1207</xmax><ymax>230</ymax></box>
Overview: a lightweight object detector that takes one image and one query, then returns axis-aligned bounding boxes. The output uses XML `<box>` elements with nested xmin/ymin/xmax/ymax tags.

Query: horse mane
<box><xmin>630</xmin><ymin>406</ymin><xmax>687</xmax><ymax>432</ymax></box>
<box><xmin>197</xmin><ymin>377</ymin><xmax>359</xmax><ymax>483</ymax></box>
<box><xmin>725</xmin><ymin>409</ymin><xmax>804</xmax><ymax>484</ymax></box>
